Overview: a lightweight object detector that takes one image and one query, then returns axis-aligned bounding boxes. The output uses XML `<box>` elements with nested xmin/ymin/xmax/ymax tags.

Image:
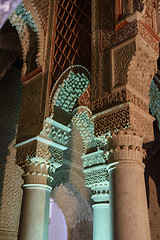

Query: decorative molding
<box><xmin>23</xmin><ymin>0</ymin><xmax>46</xmax><ymax>67</ymax></box>
<box><xmin>82</xmin><ymin>150</ymin><xmax>106</xmax><ymax>168</ymax></box>
<box><xmin>0</xmin><ymin>228</ymin><xmax>18</xmax><ymax>240</ymax></box>
<box><xmin>92</xmin><ymin>85</ymin><xmax>149</xmax><ymax>114</ymax></box>
<box><xmin>40</xmin><ymin>117</ymin><xmax>71</xmax><ymax>146</ymax></box>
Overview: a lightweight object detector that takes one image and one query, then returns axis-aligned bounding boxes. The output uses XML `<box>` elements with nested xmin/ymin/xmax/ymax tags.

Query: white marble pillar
<box><xmin>108</xmin><ymin>131</ymin><xmax>151</xmax><ymax>240</ymax></box>
<box><xmin>93</xmin><ymin>203</ymin><xmax>110</xmax><ymax>240</ymax></box>
<box><xmin>18</xmin><ymin>184</ymin><xmax>52</xmax><ymax>240</ymax></box>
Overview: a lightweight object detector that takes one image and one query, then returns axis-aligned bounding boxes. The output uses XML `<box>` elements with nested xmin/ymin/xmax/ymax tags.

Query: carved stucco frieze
<box><xmin>92</xmin><ymin>86</ymin><xmax>149</xmax><ymax>114</ymax></box>
<box><xmin>94</xmin><ymin>102</ymin><xmax>154</xmax><ymax>143</ymax></box>
<box><xmin>82</xmin><ymin>150</ymin><xmax>106</xmax><ymax>168</ymax></box>
<box><xmin>112</xmin><ymin>39</ymin><xmax>136</xmax><ymax>87</ymax></box>
<box><xmin>111</xmin><ymin>37</ymin><xmax>157</xmax><ymax>92</ymax></box>
<box><xmin>127</xmin><ymin>38</ymin><xmax>157</xmax><ymax>98</ymax></box>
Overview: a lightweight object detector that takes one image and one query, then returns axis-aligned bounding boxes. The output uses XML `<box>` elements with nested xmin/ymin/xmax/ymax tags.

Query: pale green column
<box><xmin>93</xmin><ymin>203</ymin><xmax>110</xmax><ymax>240</ymax></box>
<box><xmin>82</xmin><ymin>150</ymin><xmax>110</xmax><ymax>240</ymax></box>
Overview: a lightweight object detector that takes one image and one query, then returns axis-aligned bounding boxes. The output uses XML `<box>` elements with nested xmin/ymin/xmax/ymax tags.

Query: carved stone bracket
<box><xmin>15</xmin><ymin>118</ymin><xmax>71</xmax><ymax>185</ymax></box>
<box><xmin>82</xmin><ymin>150</ymin><xmax>109</xmax><ymax>203</ymax></box>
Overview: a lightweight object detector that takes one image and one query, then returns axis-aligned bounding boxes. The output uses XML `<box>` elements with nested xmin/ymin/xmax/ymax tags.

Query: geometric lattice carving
<box><xmin>52</xmin><ymin>0</ymin><xmax>91</xmax><ymax>84</ymax></box>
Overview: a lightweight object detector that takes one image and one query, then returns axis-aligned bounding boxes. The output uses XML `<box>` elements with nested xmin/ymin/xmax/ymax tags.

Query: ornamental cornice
<box><xmin>82</xmin><ymin>150</ymin><xmax>107</xmax><ymax>168</ymax></box>
<box><xmin>40</xmin><ymin>117</ymin><xmax>71</xmax><ymax>146</ymax></box>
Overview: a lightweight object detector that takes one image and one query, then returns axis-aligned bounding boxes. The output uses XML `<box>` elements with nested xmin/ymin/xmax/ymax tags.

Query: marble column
<box><xmin>16</xmin><ymin>154</ymin><xmax>54</xmax><ymax>240</ymax></box>
<box><xmin>82</xmin><ymin>150</ymin><xmax>110</xmax><ymax>240</ymax></box>
<box><xmin>18</xmin><ymin>183</ymin><xmax>52</xmax><ymax>240</ymax></box>
<box><xmin>93</xmin><ymin>203</ymin><xmax>110</xmax><ymax>240</ymax></box>
<box><xmin>108</xmin><ymin>130</ymin><xmax>151</xmax><ymax>240</ymax></box>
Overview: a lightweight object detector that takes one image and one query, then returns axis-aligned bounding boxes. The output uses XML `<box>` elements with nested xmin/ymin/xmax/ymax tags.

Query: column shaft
<box><xmin>108</xmin><ymin>133</ymin><xmax>151</xmax><ymax>240</ymax></box>
<box><xmin>18</xmin><ymin>184</ymin><xmax>51</xmax><ymax>240</ymax></box>
<box><xmin>93</xmin><ymin>203</ymin><xmax>110</xmax><ymax>240</ymax></box>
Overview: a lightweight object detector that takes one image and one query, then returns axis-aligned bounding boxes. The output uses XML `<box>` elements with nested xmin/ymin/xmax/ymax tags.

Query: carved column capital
<box><xmin>108</xmin><ymin>129</ymin><xmax>146</xmax><ymax>171</ymax></box>
<box><xmin>15</xmin><ymin>118</ymin><xmax>71</xmax><ymax>185</ymax></box>
<box><xmin>82</xmin><ymin>150</ymin><xmax>109</xmax><ymax>203</ymax></box>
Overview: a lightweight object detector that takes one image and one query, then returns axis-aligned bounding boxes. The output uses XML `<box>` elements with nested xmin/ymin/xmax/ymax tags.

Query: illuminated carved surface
<box><xmin>40</xmin><ymin>117</ymin><xmax>71</xmax><ymax>146</ymax></box>
<box><xmin>109</xmin><ymin>129</ymin><xmax>145</xmax><ymax>163</ymax></box>
<box><xmin>23</xmin><ymin>0</ymin><xmax>47</xmax><ymax>68</ymax></box>
<box><xmin>9</xmin><ymin>2</ymin><xmax>40</xmax><ymax>76</ymax></box>
<box><xmin>50</xmin><ymin>66</ymin><xmax>90</xmax><ymax>116</ymax></box>
<box><xmin>9</xmin><ymin>10</ymin><xmax>30</xmax><ymax>75</ymax></box>
<box><xmin>54</xmin><ymin>72</ymin><xmax>89</xmax><ymax>112</ymax></box>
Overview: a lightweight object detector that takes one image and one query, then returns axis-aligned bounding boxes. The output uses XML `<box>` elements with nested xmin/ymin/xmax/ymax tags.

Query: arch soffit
<box><xmin>49</xmin><ymin>65</ymin><xmax>91</xmax><ymax>118</ymax></box>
